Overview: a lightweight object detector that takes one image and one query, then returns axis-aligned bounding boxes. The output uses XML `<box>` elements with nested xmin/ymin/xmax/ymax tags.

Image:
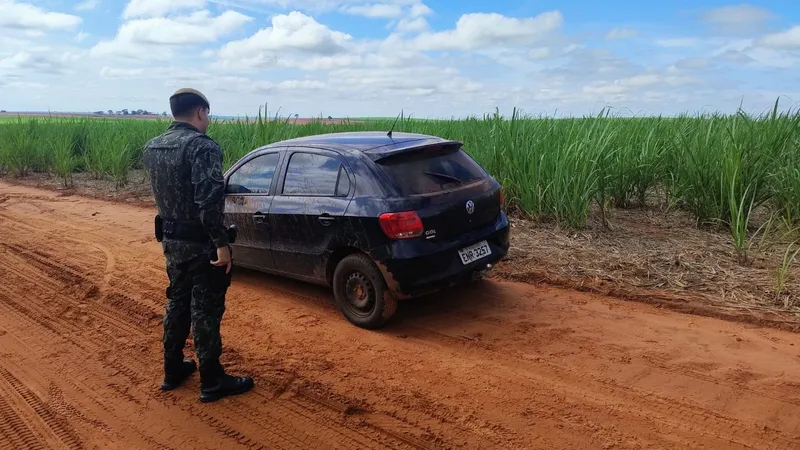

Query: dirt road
<box><xmin>0</xmin><ymin>182</ymin><xmax>799</xmax><ymax>450</ymax></box>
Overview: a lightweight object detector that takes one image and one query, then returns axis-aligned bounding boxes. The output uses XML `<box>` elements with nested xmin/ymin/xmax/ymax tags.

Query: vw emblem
<box><xmin>465</xmin><ymin>200</ymin><xmax>475</xmax><ymax>215</ymax></box>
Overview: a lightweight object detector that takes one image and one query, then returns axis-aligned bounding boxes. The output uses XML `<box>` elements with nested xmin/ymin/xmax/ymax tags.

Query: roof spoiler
<box><xmin>368</xmin><ymin>140</ymin><xmax>463</xmax><ymax>162</ymax></box>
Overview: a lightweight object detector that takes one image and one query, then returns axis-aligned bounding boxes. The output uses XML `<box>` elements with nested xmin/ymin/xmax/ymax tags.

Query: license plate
<box><xmin>458</xmin><ymin>240</ymin><xmax>491</xmax><ymax>265</ymax></box>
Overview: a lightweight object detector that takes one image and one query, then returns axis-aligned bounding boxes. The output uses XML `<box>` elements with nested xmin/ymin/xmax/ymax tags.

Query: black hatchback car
<box><xmin>222</xmin><ymin>131</ymin><xmax>510</xmax><ymax>329</ymax></box>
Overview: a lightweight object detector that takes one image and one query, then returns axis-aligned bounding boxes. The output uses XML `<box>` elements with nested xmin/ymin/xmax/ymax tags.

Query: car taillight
<box><xmin>499</xmin><ymin>187</ymin><xmax>504</xmax><ymax>209</ymax></box>
<box><xmin>379</xmin><ymin>211</ymin><xmax>424</xmax><ymax>239</ymax></box>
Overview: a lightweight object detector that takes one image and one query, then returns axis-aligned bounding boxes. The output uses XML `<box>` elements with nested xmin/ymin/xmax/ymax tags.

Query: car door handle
<box><xmin>318</xmin><ymin>215</ymin><xmax>335</xmax><ymax>226</ymax></box>
<box><xmin>253</xmin><ymin>212</ymin><xmax>267</xmax><ymax>222</ymax></box>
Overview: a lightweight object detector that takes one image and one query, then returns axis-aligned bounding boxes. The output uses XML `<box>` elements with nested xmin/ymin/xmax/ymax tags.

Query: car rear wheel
<box><xmin>332</xmin><ymin>254</ymin><xmax>397</xmax><ymax>329</ymax></box>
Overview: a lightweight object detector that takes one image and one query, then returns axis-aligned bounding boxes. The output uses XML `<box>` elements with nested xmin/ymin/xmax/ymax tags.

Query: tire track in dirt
<box><xmin>47</xmin><ymin>384</ymin><xmax>112</xmax><ymax>434</ymax></box>
<box><xmin>0</xmin><ymin>243</ymin><xmax>151</xmax><ymax>338</ymax></box>
<box><xmin>226</xmin><ymin>277</ymin><xmax>632</xmax><ymax>449</ymax></box>
<box><xmin>0</xmin><ymin>267</ymin><xmax>121</xmax><ymax>350</ymax></box>
<box><xmin>1</xmin><ymin>255</ymin><xmax>346</xmax><ymax>449</ymax></box>
<box><xmin>0</xmin><ymin>251</ymin><xmax>437</xmax><ymax>449</ymax></box>
<box><xmin>215</xmin><ymin>280</ymin><xmax>521</xmax><ymax>448</ymax></box>
<box><xmin>401</xmin><ymin>314</ymin><xmax>800</xmax><ymax>449</ymax></box>
<box><xmin>0</xmin><ymin>286</ymin><xmax>261</xmax><ymax>449</ymax></box>
<box><xmin>219</xmin><ymin>283</ymin><xmax>540</xmax><ymax>449</ymax></box>
<box><xmin>0</xmin><ymin>323</ymin><xmax>178</xmax><ymax>450</ymax></box>
<box><xmin>0</xmin><ymin>212</ymin><xmax>166</xmax><ymax>334</ymax></box>
<box><xmin>0</xmin><ymin>284</ymin><xmax>100</xmax><ymax>354</ymax></box>
<box><xmin>0</xmin><ymin>393</ymin><xmax>47</xmax><ymax>450</ymax></box>
<box><xmin>289</xmin><ymin>386</ymin><xmax>440</xmax><ymax>450</ymax></box>
<box><xmin>624</xmin><ymin>348</ymin><xmax>800</xmax><ymax>409</ymax></box>
<box><xmin>226</xmin><ymin>278</ymin><xmax>569</xmax><ymax>448</ymax></box>
<box><xmin>99</xmin><ymin>289</ymin><xmax>164</xmax><ymax>328</ymax></box>
<box><xmin>110</xmin><ymin>331</ymin><xmax>434</xmax><ymax>449</ymax></box>
<box><xmin>0</xmin><ymin>240</ymin><xmax>294</xmax><ymax>447</ymax></box>
<box><xmin>0</xmin><ymin>210</ymin><xmax>115</xmax><ymax>290</ymax></box>
<box><xmin>0</xmin><ymin>247</ymin><xmax>64</xmax><ymax>293</ymax></box>
<box><xmin>260</xmin><ymin>377</ymin><xmax>431</xmax><ymax>450</ymax></box>
<box><xmin>3</xmin><ymin>242</ymin><xmax>98</xmax><ymax>290</ymax></box>
<box><xmin>0</xmin><ymin>366</ymin><xmax>85</xmax><ymax>450</ymax></box>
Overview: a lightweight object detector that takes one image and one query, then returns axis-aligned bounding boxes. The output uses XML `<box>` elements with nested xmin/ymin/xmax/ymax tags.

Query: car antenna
<box><xmin>387</xmin><ymin>108</ymin><xmax>403</xmax><ymax>139</ymax></box>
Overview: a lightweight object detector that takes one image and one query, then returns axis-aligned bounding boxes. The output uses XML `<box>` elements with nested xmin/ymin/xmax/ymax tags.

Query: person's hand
<box><xmin>211</xmin><ymin>245</ymin><xmax>232</xmax><ymax>274</ymax></box>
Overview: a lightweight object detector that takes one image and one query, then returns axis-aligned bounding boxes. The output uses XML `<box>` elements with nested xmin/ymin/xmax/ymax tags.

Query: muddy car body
<box><xmin>222</xmin><ymin>131</ymin><xmax>510</xmax><ymax>329</ymax></box>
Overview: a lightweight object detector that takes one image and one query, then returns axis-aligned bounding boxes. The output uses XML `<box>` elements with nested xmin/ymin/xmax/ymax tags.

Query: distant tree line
<box><xmin>92</xmin><ymin>109</ymin><xmax>168</xmax><ymax>116</ymax></box>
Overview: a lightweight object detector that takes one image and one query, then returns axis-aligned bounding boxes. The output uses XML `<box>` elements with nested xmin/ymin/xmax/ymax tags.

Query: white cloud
<box><xmin>707</xmin><ymin>38</ymin><xmax>800</xmax><ymax>69</ymax></box>
<box><xmin>218</xmin><ymin>11</ymin><xmax>353</xmax><ymax>68</ymax></box>
<box><xmin>100</xmin><ymin>66</ymin><xmax>145</xmax><ymax>78</ymax></box>
<box><xmin>741</xmin><ymin>46</ymin><xmax>799</xmax><ymax>69</ymax></box>
<box><xmin>395</xmin><ymin>17</ymin><xmax>429</xmax><ymax>34</ymax></box>
<box><xmin>75</xmin><ymin>32</ymin><xmax>89</xmax><ymax>42</ymax></box>
<box><xmin>281</xmin><ymin>54</ymin><xmax>362</xmax><ymax>70</ymax></box>
<box><xmin>122</xmin><ymin>0</ymin><xmax>207</xmax><ymax>19</ymax></box>
<box><xmin>75</xmin><ymin>0</ymin><xmax>99</xmax><ymax>11</ymax></box>
<box><xmin>701</xmin><ymin>4</ymin><xmax>774</xmax><ymax>25</ymax></box>
<box><xmin>91</xmin><ymin>10</ymin><xmax>252</xmax><ymax>60</ymax></box>
<box><xmin>0</xmin><ymin>0</ymin><xmax>82</xmax><ymax>31</ymax></box>
<box><xmin>409</xmin><ymin>3</ymin><xmax>432</xmax><ymax>17</ymax></box>
<box><xmin>234</xmin><ymin>0</ymin><xmax>432</xmax><ymax>16</ymax></box>
<box><xmin>700</xmin><ymin>4</ymin><xmax>776</xmax><ymax>36</ymax></box>
<box><xmin>0</xmin><ymin>77</ymin><xmax>48</xmax><ymax>90</ymax></box>
<box><xmin>161</xmin><ymin>75</ymin><xmax>329</xmax><ymax>98</ymax></box>
<box><xmin>673</xmin><ymin>57</ymin><xmax>709</xmax><ymax>70</ymax></box>
<box><xmin>605</xmin><ymin>28</ymin><xmax>638</xmax><ymax>40</ymax></box>
<box><xmin>410</xmin><ymin>11</ymin><xmax>563</xmax><ymax>51</ymax></box>
<box><xmin>717</xmin><ymin>49</ymin><xmax>755</xmax><ymax>63</ymax></box>
<box><xmin>0</xmin><ymin>51</ymin><xmax>82</xmax><ymax>75</ymax></box>
<box><xmin>528</xmin><ymin>47</ymin><xmax>551</xmax><ymax>59</ymax></box>
<box><xmin>583</xmin><ymin>74</ymin><xmax>697</xmax><ymax>96</ymax></box>
<box><xmin>122</xmin><ymin>10</ymin><xmax>250</xmax><ymax>45</ymax></box>
<box><xmin>757</xmin><ymin>26</ymin><xmax>800</xmax><ymax>49</ymax></box>
<box><xmin>326</xmin><ymin>65</ymin><xmax>482</xmax><ymax>100</ymax></box>
<box><xmin>342</xmin><ymin>4</ymin><xmax>403</xmax><ymax>19</ymax></box>
<box><xmin>277</xmin><ymin>79</ymin><xmax>327</xmax><ymax>90</ymax></box>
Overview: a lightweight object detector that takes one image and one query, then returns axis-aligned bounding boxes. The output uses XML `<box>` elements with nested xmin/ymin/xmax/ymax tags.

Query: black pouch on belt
<box><xmin>154</xmin><ymin>215</ymin><xmax>164</xmax><ymax>242</ymax></box>
<box><xmin>226</xmin><ymin>224</ymin><xmax>238</xmax><ymax>244</ymax></box>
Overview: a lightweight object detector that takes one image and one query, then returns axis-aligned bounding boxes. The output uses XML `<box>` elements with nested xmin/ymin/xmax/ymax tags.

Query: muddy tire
<box><xmin>332</xmin><ymin>253</ymin><xmax>397</xmax><ymax>329</ymax></box>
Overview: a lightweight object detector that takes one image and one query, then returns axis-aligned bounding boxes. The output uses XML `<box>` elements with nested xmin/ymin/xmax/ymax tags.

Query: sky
<box><xmin>0</xmin><ymin>0</ymin><xmax>799</xmax><ymax>118</ymax></box>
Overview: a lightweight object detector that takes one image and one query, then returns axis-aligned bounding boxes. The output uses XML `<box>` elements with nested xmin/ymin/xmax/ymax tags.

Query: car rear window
<box><xmin>376</xmin><ymin>146</ymin><xmax>487</xmax><ymax>195</ymax></box>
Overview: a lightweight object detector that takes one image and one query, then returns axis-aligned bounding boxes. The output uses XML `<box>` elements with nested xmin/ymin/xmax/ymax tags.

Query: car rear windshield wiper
<box><xmin>424</xmin><ymin>171</ymin><xmax>462</xmax><ymax>184</ymax></box>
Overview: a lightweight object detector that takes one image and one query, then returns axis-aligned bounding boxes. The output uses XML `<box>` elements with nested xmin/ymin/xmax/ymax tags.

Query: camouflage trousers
<box><xmin>162</xmin><ymin>240</ymin><xmax>232</xmax><ymax>384</ymax></box>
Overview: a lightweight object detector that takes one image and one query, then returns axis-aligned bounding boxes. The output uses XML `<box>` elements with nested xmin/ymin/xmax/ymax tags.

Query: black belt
<box><xmin>154</xmin><ymin>216</ymin><xmax>238</xmax><ymax>244</ymax></box>
<box><xmin>154</xmin><ymin>215</ymin><xmax>208</xmax><ymax>243</ymax></box>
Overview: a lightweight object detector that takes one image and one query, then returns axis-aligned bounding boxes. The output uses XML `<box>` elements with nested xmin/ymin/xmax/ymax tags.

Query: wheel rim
<box><xmin>342</xmin><ymin>271</ymin><xmax>376</xmax><ymax>318</ymax></box>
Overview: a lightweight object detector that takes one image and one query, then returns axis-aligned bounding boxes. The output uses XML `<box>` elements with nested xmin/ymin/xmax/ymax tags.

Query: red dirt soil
<box><xmin>0</xmin><ymin>181</ymin><xmax>799</xmax><ymax>449</ymax></box>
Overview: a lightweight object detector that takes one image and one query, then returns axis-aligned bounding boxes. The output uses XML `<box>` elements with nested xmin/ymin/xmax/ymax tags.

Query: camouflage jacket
<box><xmin>143</xmin><ymin>121</ymin><xmax>229</xmax><ymax>250</ymax></box>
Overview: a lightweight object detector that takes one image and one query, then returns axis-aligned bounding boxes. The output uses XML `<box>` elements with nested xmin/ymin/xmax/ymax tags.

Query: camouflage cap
<box><xmin>170</xmin><ymin>88</ymin><xmax>209</xmax><ymax>107</ymax></box>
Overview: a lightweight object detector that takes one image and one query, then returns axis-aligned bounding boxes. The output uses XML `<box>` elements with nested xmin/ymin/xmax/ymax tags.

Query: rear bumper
<box><xmin>377</xmin><ymin>212</ymin><xmax>510</xmax><ymax>299</ymax></box>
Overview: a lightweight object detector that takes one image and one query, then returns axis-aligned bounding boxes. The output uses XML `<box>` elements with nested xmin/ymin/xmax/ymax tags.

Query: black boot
<box><xmin>199</xmin><ymin>374</ymin><xmax>254</xmax><ymax>403</ymax></box>
<box><xmin>161</xmin><ymin>359</ymin><xmax>197</xmax><ymax>391</ymax></box>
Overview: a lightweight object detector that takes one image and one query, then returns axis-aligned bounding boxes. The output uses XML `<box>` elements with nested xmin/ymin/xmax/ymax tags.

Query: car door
<box><xmin>268</xmin><ymin>148</ymin><xmax>354</xmax><ymax>282</ymax></box>
<box><xmin>223</xmin><ymin>150</ymin><xmax>284</xmax><ymax>272</ymax></box>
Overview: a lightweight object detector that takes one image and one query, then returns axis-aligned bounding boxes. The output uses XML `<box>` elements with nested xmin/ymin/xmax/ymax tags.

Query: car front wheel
<box><xmin>332</xmin><ymin>253</ymin><xmax>398</xmax><ymax>329</ymax></box>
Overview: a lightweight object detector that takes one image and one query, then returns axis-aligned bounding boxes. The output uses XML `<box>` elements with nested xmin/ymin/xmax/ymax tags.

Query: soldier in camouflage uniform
<box><xmin>143</xmin><ymin>88</ymin><xmax>254</xmax><ymax>403</ymax></box>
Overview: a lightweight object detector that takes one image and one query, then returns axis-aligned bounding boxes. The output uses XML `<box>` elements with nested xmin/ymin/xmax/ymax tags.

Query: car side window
<box><xmin>283</xmin><ymin>152</ymin><xmax>350</xmax><ymax>197</ymax></box>
<box><xmin>226</xmin><ymin>153</ymin><xmax>280</xmax><ymax>194</ymax></box>
<box><xmin>335</xmin><ymin>165</ymin><xmax>350</xmax><ymax>197</ymax></box>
